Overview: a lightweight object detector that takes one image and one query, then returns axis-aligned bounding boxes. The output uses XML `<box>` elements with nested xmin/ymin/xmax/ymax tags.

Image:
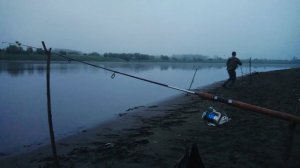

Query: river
<box><xmin>0</xmin><ymin>61</ymin><xmax>299</xmax><ymax>155</ymax></box>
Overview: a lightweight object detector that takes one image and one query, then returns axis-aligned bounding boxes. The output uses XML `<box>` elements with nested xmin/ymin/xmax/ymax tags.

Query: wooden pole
<box><xmin>188</xmin><ymin>69</ymin><xmax>198</xmax><ymax>90</ymax></box>
<box><xmin>42</xmin><ymin>41</ymin><xmax>60</xmax><ymax>168</ymax></box>
<box><xmin>249</xmin><ymin>57</ymin><xmax>252</xmax><ymax>84</ymax></box>
<box><xmin>283</xmin><ymin>98</ymin><xmax>299</xmax><ymax>164</ymax></box>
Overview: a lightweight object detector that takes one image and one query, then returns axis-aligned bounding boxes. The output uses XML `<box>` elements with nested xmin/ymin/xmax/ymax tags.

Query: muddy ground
<box><xmin>1</xmin><ymin>68</ymin><xmax>300</xmax><ymax>168</ymax></box>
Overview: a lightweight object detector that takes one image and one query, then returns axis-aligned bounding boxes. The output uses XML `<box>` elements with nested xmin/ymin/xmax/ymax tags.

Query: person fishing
<box><xmin>222</xmin><ymin>51</ymin><xmax>242</xmax><ymax>88</ymax></box>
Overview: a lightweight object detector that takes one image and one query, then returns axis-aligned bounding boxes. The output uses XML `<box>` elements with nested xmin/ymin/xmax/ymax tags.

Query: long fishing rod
<box><xmin>3</xmin><ymin>41</ymin><xmax>300</xmax><ymax>124</ymax></box>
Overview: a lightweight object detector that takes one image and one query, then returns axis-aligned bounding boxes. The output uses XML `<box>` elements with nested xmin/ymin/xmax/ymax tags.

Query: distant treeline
<box><xmin>1</xmin><ymin>44</ymin><xmax>299</xmax><ymax>64</ymax></box>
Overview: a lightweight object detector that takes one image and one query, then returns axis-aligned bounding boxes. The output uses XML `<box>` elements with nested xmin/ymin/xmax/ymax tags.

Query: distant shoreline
<box><xmin>1</xmin><ymin>59</ymin><xmax>300</xmax><ymax>65</ymax></box>
<box><xmin>1</xmin><ymin>51</ymin><xmax>299</xmax><ymax>64</ymax></box>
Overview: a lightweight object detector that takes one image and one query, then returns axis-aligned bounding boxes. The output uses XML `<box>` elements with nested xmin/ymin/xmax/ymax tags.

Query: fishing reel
<box><xmin>202</xmin><ymin>107</ymin><xmax>230</xmax><ymax>126</ymax></box>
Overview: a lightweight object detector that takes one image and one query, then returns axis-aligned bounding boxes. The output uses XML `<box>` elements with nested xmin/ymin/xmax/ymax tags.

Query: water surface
<box><xmin>0</xmin><ymin>61</ymin><xmax>298</xmax><ymax>154</ymax></box>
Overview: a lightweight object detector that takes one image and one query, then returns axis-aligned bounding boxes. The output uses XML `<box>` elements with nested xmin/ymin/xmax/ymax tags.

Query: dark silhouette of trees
<box><xmin>5</xmin><ymin>45</ymin><xmax>23</xmax><ymax>54</ymax></box>
<box><xmin>88</xmin><ymin>52</ymin><xmax>101</xmax><ymax>56</ymax></box>
<box><xmin>35</xmin><ymin>48</ymin><xmax>44</xmax><ymax>55</ymax></box>
<box><xmin>103</xmin><ymin>53</ymin><xmax>155</xmax><ymax>61</ymax></box>
<box><xmin>26</xmin><ymin>47</ymin><xmax>34</xmax><ymax>54</ymax></box>
<box><xmin>160</xmin><ymin>55</ymin><xmax>169</xmax><ymax>61</ymax></box>
<box><xmin>59</xmin><ymin>51</ymin><xmax>67</xmax><ymax>56</ymax></box>
<box><xmin>1</xmin><ymin>45</ymin><xmax>295</xmax><ymax>63</ymax></box>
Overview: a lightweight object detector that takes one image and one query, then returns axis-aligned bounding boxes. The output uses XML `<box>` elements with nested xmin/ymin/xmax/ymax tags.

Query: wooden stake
<box><xmin>42</xmin><ymin>41</ymin><xmax>60</xmax><ymax>168</ymax></box>
<box><xmin>249</xmin><ymin>57</ymin><xmax>252</xmax><ymax>84</ymax></box>
<box><xmin>188</xmin><ymin>69</ymin><xmax>198</xmax><ymax>90</ymax></box>
<box><xmin>283</xmin><ymin>98</ymin><xmax>299</xmax><ymax>165</ymax></box>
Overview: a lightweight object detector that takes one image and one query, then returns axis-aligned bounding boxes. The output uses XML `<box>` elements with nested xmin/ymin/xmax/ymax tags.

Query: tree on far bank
<box><xmin>5</xmin><ymin>45</ymin><xmax>23</xmax><ymax>54</ymax></box>
<box><xmin>59</xmin><ymin>51</ymin><xmax>67</xmax><ymax>56</ymax></box>
<box><xmin>35</xmin><ymin>48</ymin><xmax>44</xmax><ymax>55</ymax></box>
<box><xmin>160</xmin><ymin>55</ymin><xmax>169</xmax><ymax>61</ymax></box>
<box><xmin>26</xmin><ymin>47</ymin><xmax>34</xmax><ymax>54</ymax></box>
<box><xmin>88</xmin><ymin>52</ymin><xmax>101</xmax><ymax>56</ymax></box>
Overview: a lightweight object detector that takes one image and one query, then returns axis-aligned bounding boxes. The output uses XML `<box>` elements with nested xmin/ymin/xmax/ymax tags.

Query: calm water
<box><xmin>0</xmin><ymin>61</ymin><xmax>299</xmax><ymax>154</ymax></box>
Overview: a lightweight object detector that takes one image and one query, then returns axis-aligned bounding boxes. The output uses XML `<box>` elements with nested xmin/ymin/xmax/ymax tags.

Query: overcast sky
<box><xmin>1</xmin><ymin>0</ymin><xmax>299</xmax><ymax>59</ymax></box>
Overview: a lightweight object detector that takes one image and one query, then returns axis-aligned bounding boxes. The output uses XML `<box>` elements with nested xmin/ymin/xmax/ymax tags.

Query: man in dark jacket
<box><xmin>222</xmin><ymin>51</ymin><xmax>242</xmax><ymax>88</ymax></box>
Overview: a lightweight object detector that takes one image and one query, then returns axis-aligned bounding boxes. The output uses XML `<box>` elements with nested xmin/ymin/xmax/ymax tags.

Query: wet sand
<box><xmin>1</xmin><ymin>68</ymin><xmax>300</xmax><ymax>168</ymax></box>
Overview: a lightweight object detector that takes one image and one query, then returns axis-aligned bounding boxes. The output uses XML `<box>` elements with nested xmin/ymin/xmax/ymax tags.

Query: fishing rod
<box><xmin>3</xmin><ymin>41</ymin><xmax>300</xmax><ymax>124</ymax></box>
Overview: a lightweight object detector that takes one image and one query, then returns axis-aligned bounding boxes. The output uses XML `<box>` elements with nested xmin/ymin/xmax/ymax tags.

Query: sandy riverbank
<box><xmin>1</xmin><ymin>68</ymin><xmax>300</xmax><ymax>168</ymax></box>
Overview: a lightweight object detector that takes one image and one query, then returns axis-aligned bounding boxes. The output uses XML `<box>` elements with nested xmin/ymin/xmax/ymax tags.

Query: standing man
<box><xmin>222</xmin><ymin>51</ymin><xmax>242</xmax><ymax>88</ymax></box>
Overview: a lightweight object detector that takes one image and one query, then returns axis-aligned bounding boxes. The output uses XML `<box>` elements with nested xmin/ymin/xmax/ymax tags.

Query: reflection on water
<box><xmin>1</xmin><ymin>61</ymin><xmax>299</xmax><ymax>76</ymax></box>
<box><xmin>0</xmin><ymin>61</ymin><xmax>299</xmax><ymax>155</ymax></box>
<box><xmin>0</xmin><ymin>62</ymin><xmax>230</xmax><ymax>76</ymax></box>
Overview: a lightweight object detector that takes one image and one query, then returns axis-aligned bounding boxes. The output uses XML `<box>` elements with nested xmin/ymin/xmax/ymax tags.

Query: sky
<box><xmin>0</xmin><ymin>0</ymin><xmax>299</xmax><ymax>59</ymax></box>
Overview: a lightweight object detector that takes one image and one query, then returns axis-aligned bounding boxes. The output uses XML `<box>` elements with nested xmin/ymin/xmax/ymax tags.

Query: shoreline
<box><xmin>0</xmin><ymin>81</ymin><xmax>222</xmax><ymax>165</ymax></box>
<box><xmin>1</xmin><ymin>68</ymin><xmax>300</xmax><ymax>167</ymax></box>
<box><xmin>1</xmin><ymin>60</ymin><xmax>300</xmax><ymax>65</ymax></box>
<box><xmin>0</xmin><ymin>81</ymin><xmax>220</xmax><ymax>158</ymax></box>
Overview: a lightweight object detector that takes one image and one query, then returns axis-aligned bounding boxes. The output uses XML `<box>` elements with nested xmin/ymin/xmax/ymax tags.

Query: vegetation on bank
<box><xmin>1</xmin><ymin>44</ymin><xmax>299</xmax><ymax>64</ymax></box>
